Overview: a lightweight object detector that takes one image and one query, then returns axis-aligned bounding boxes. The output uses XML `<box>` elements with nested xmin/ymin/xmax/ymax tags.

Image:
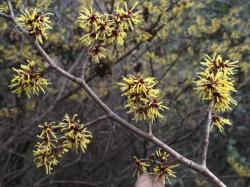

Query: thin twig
<box><xmin>6</xmin><ymin>0</ymin><xmax>14</xmax><ymax>19</ymax></box>
<box><xmin>85</xmin><ymin>115</ymin><xmax>111</xmax><ymax>127</ymax></box>
<box><xmin>0</xmin><ymin>12</ymin><xmax>11</xmax><ymax>19</ymax></box>
<box><xmin>201</xmin><ymin>100</ymin><xmax>215</xmax><ymax>167</ymax></box>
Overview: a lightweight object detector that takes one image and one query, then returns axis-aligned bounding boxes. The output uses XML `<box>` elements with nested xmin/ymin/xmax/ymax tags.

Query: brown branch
<box><xmin>85</xmin><ymin>115</ymin><xmax>111</xmax><ymax>127</ymax></box>
<box><xmin>22</xmin><ymin>41</ymin><xmax>227</xmax><ymax>186</ymax></box>
<box><xmin>3</xmin><ymin>2</ymin><xmax>226</xmax><ymax>187</ymax></box>
<box><xmin>6</xmin><ymin>0</ymin><xmax>14</xmax><ymax>19</ymax></box>
<box><xmin>201</xmin><ymin>100</ymin><xmax>215</xmax><ymax>167</ymax></box>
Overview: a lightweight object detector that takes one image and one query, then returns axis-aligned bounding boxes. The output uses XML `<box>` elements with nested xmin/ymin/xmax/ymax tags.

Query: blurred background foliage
<box><xmin>0</xmin><ymin>0</ymin><xmax>250</xmax><ymax>186</ymax></box>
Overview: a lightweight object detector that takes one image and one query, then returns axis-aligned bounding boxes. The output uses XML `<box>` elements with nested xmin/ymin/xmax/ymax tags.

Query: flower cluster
<box><xmin>17</xmin><ymin>9</ymin><xmax>52</xmax><ymax>43</ymax></box>
<box><xmin>0</xmin><ymin>3</ymin><xmax>8</xmax><ymax>12</ymax></box>
<box><xmin>33</xmin><ymin>122</ymin><xmax>63</xmax><ymax>174</ymax></box>
<box><xmin>77</xmin><ymin>2</ymin><xmax>140</xmax><ymax>62</ymax></box>
<box><xmin>9</xmin><ymin>60</ymin><xmax>49</xmax><ymax>97</ymax></box>
<box><xmin>60</xmin><ymin>114</ymin><xmax>92</xmax><ymax>153</ymax></box>
<box><xmin>118</xmin><ymin>74</ymin><xmax>168</xmax><ymax>124</ymax></box>
<box><xmin>194</xmin><ymin>53</ymin><xmax>238</xmax><ymax>132</ymax></box>
<box><xmin>133</xmin><ymin>149</ymin><xmax>179</xmax><ymax>184</ymax></box>
<box><xmin>33</xmin><ymin>114</ymin><xmax>92</xmax><ymax>174</ymax></box>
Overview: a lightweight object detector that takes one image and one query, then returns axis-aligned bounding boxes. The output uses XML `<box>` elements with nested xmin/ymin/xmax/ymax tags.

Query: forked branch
<box><xmin>2</xmin><ymin>1</ymin><xmax>226</xmax><ymax>186</ymax></box>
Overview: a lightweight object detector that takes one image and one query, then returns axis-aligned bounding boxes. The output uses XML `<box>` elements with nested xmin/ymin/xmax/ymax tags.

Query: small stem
<box><xmin>6</xmin><ymin>0</ymin><xmax>15</xmax><ymax>19</ymax></box>
<box><xmin>0</xmin><ymin>12</ymin><xmax>11</xmax><ymax>19</ymax></box>
<box><xmin>201</xmin><ymin>100</ymin><xmax>215</xmax><ymax>167</ymax></box>
<box><xmin>85</xmin><ymin>115</ymin><xmax>111</xmax><ymax>127</ymax></box>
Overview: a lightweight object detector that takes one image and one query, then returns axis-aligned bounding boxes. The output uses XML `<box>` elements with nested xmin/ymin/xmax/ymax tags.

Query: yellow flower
<box><xmin>77</xmin><ymin>3</ymin><xmax>141</xmax><ymax>61</ymax></box>
<box><xmin>201</xmin><ymin>53</ymin><xmax>238</xmax><ymax>76</ymax></box>
<box><xmin>195</xmin><ymin>70</ymin><xmax>236</xmax><ymax>101</ymax></box>
<box><xmin>9</xmin><ymin>60</ymin><xmax>49</xmax><ymax>97</ymax></box>
<box><xmin>153</xmin><ymin>148</ymin><xmax>170</xmax><ymax>162</ymax></box>
<box><xmin>17</xmin><ymin>9</ymin><xmax>52</xmax><ymax>43</ymax></box>
<box><xmin>145</xmin><ymin>98</ymin><xmax>168</xmax><ymax>123</ymax></box>
<box><xmin>213</xmin><ymin>91</ymin><xmax>237</xmax><ymax>112</ymax></box>
<box><xmin>133</xmin><ymin>156</ymin><xmax>150</xmax><ymax>178</ymax></box>
<box><xmin>153</xmin><ymin>164</ymin><xmax>178</xmax><ymax>184</ymax></box>
<box><xmin>212</xmin><ymin>115</ymin><xmax>231</xmax><ymax>132</ymax></box>
<box><xmin>108</xmin><ymin>28</ymin><xmax>127</xmax><ymax>45</ymax></box>
<box><xmin>60</xmin><ymin>114</ymin><xmax>92</xmax><ymax>153</ymax></box>
<box><xmin>79</xmin><ymin>30</ymin><xmax>99</xmax><ymax>46</ymax></box>
<box><xmin>195</xmin><ymin>54</ymin><xmax>238</xmax><ymax>112</ymax></box>
<box><xmin>0</xmin><ymin>3</ymin><xmax>8</xmax><ymax>12</ymax></box>
<box><xmin>33</xmin><ymin>113</ymin><xmax>93</xmax><ymax>174</ymax></box>
<box><xmin>194</xmin><ymin>53</ymin><xmax>238</xmax><ymax>132</ymax></box>
<box><xmin>78</xmin><ymin>8</ymin><xmax>103</xmax><ymax>46</ymax></box>
<box><xmin>118</xmin><ymin>74</ymin><xmax>168</xmax><ymax>124</ymax></box>
<box><xmin>94</xmin><ymin>17</ymin><xmax>112</xmax><ymax>40</ymax></box>
<box><xmin>152</xmin><ymin>149</ymin><xmax>179</xmax><ymax>184</ymax></box>
<box><xmin>78</xmin><ymin>8</ymin><xmax>100</xmax><ymax>28</ymax></box>
<box><xmin>114</xmin><ymin>2</ymin><xmax>141</xmax><ymax>30</ymax></box>
<box><xmin>126</xmin><ymin>104</ymin><xmax>147</xmax><ymax>121</ymax></box>
<box><xmin>133</xmin><ymin>149</ymin><xmax>179</xmax><ymax>184</ymax></box>
<box><xmin>90</xmin><ymin>45</ymin><xmax>108</xmax><ymax>62</ymax></box>
<box><xmin>33</xmin><ymin>144</ymin><xmax>58</xmax><ymax>174</ymax></box>
<box><xmin>118</xmin><ymin>74</ymin><xmax>158</xmax><ymax>96</ymax></box>
<box><xmin>33</xmin><ymin>121</ymin><xmax>69</xmax><ymax>174</ymax></box>
<box><xmin>37</xmin><ymin>122</ymin><xmax>58</xmax><ymax>147</ymax></box>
